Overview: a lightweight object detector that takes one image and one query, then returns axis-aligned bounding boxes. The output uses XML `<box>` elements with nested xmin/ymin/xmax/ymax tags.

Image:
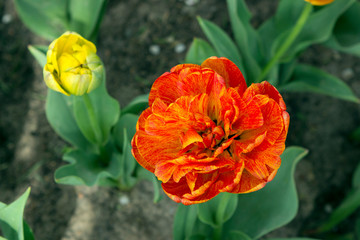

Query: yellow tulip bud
<box><xmin>43</xmin><ymin>32</ymin><xmax>104</xmax><ymax>96</ymax></box>
<box><xmin>305</xmin><ymin>0</ymin><xmax>334</xmax><ymax>6</ymax></box>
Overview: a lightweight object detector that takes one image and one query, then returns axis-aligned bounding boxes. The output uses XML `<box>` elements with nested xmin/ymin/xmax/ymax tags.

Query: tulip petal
<box><xmin>201</xmin><ymin>56</ymin><xmax>247</xmax><ymax>94</ymax></box>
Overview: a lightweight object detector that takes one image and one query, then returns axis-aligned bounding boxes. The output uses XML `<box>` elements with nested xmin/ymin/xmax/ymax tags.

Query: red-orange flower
<box><xmin>132</xmin><ymin>57</ymin><xmax>289</xmax><ymax>205</ymax></box>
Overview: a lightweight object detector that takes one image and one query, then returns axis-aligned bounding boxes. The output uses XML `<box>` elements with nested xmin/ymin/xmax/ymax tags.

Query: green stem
<box><xmin>255</xmin><ymin>3</ymin><xmax>313</xmax><ymax>83</ymax></box>
<box><xmin>213</xmin><ymin>193</ymin><xmax>231</xmax><ymax>240</ymax></box>
<box><xmin>213</xmin><ymin>225</ymin><xmax>223</xmax><ymax>240</ymax></box>
<box><xmin>82</xmin><ymin>93</ymin><xmax>103</xmax><ymax>145</ymax></box>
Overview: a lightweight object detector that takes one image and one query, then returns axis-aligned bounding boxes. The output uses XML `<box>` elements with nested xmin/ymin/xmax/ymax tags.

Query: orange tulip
<box><xmin>132</xmin><ymin>57</ymin><xmax>289</xmax><ymax>205</ymax></box>
<box><xmin>305</xmin><ymin>0</ymin><xmax>334</xmax><ymax>6</ymax></box>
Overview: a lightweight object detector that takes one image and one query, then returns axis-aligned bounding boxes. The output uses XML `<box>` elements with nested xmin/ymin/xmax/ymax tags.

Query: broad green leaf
<box><xmin>227</xmin><ymin>0</ymin><xmax>261</xmax><ymax>82</ymax></box>
<box><xmin>68</xmin><ymin>0</ymin><xmax>107</xmax><ymax>40</ymax></box>
<box><xmin>325</xmin><ymin>2</ymin><xmax>360</xmax><ymax>57</ymax></box>
<box><xmin>23</xmin><ymin>221</ymin><xmax>35</xmax><ymax>240</ymax></box>
<box><xmin>316</xmin><ymin>187</ymin><xmax>360</xmax><ymax>233</ymax></box>
<box><xmin>28</xmin><ymin>45</ymin><xmax>48</xmax><ymax>68</ymax></box>
<box><xmin>121</xmin><ymin>94</ymin><xmax>149</xmax><ymax>115</ymax></box>
<box><xmin>46</xmin><ymin>90</ymin><xmax>94</xmax><ymax>151</ymax></box>
<box><xmin>228</xmin><ymin>231</ymin><xmax>252</xmax><ymax>240</ymax></box>
<box><xmin>113</xmin><ymin>114</ymin><xmax>139</xmax><ymax>150</ymax></box>
<box><xmin>356</xmin><ymin>218</ymin><xmax>360</xmax><ymax>239</ymax></box>
<box><xmin>73</xmin><ymin>80</ymin><xmax>120</xmax><ymax>145</ymax></box>
<box><xmin>268</xmin><ymin>238</ymin><xmax>319</xmax><ymax>240</ymax></box>
<box><xmin>13</xmin><ymin>0</ymin><xmax>67</xmax><ymax>40</ymax></box>
<box><xmin>174</xmin><ymin>204</ymin><xmax>199</xmax><ymax>240</ymax></box>
<box><xmin>133</xmin><ymin>168</ymin><xmax>163</xmax><ymax>203</ymax></box>
<box><xmin>275</xmin><ymin>0</ymin><xmax>355</xmax><ymax>62</ymax></box>
<box><xmin>185</xmin><ymin>38</ymin><xmax>217</xmax><ymax>65</ymax></box>
<box><xmin>0</xmin><ymin>237</ymin><xmax>7</xmax><ymax>240</ymax></box>
<box><xmin>223</xmin><ymin>147</ymin><xmax>308</xmax><ymax>239</ymax></box>
<box><xmin>274</xmin><ymin>0</ymin><xmax>306</xmax><ymax>34</ymax></box>
<box><xmin>280</xmin><ymin>64</ymin><xmax>359</xmax><ymax>103</ymax></box>
<box><xmin>278</xmin><ymin>60</ymin><xmax>297</xmax><ymax>86</ymax></box>
<box><xmin>197</xmin><ymin>17</ymin><xmax>245</xmax><ymax>78</ymax></box>
<box><xmin>353</xmin><ymin>163</ymin><xmax>360</xmax><ymax>188</ymax></box>
<box><xmin>54</xmin><ymin>146</ymin><xmax>122</xmax><ymax>187</ymax></box>
<box><xmin>117</xmin><ymin>130</ymin><xmax>137</xmax><ymax>190</ymax></box>
<box><xmin>198</xmin><ymin>193</ymin><xmax>238</xmax><ymax>228</ymax></box>
<box><xmin>0</xmin><ymin>188</ymin><xmax>31</xmax><ymax>240</ymax></box>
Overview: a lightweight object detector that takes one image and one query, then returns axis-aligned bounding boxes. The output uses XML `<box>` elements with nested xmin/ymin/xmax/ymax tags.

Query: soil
<box><xmin>1</xmin><ymin>0</ymin><xmax>360</xmax><ymax>240</ymax></box>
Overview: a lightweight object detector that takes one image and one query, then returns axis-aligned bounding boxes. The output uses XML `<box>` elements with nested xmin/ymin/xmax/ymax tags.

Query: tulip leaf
<box><xmin>46</xmin><ymin>90</ymin><xmax>94</xmax><ymax>151</ymax></box>
<box><xmin>325</xmin><ymin>1</ymin><xmax>360</xmax><ymax>57</ymax></box>
<box><xmin>316</xmin><ymin>187</ymin><xmax>360</xmax><ymax>233</ymax></box>
<box><xmin>353</xmin><ymin>163</ymin><xmax>360</xmax><ymax>188</ymax></box>
<box><xmin>280</xmin><ymin>64</ymin><xmax>359</xmax><ymax>103</ymax></box>
<box><xmin>73</xmin><ymin>80</ymin><xmax>120</xmax><ymax>145</ymax></box>
<box><xmin>197</xmin><ymin>17</ymin><xmax>245</xmax><ymax>78</ymax></box>
<box><xmin>117</xmin><ymin>130</ymin><xmax>137</xmax><ymax>190</ymax></box>
<box><xmin>13</xmin><ymin>0</ymin><xmax>67</xmax><ymax>40</ymax></box>
<box><xmin>274</xmin><ymin>0</ymin><xmax>355</xmax><ymax>62</ymax></box>
<box><xmin>198</xmin><ymin>193</ymin><xmax>238</xmax><ymax>228</ymax></box>
<box><xmin>136</xmin><ymin>168</ymin><xmax>163</xmax><ymax>203</ymax></box>
<box><xmin>121</xmin><ymin>94</ymin><xmax>149</xmax><ymax>115</ymax></box>
<box><xmin>223</xmin><ymin>146</ymin><xmax>308</xmax><ymax>239</ymax></box>
<box><xmin>267</xmin><ymin>238</ymin><xmax>319</xmax><ymax>240</ymax></box>
<box><xmin>68</xmin><ymin>0</ymin><xmax>107</xmax><ymax>40</ymax></box>
<box><xmin>226</xmin><ymin>0</ymin><xmax>261</xmax><ymax>82</ymax></box>
<box><xmin>0</xmin><ymin>188</ymin><xmax>33</xmax><ymax>240</ymax></box>
<box><xmin>227</xmin><ymin>231</ymin><xmax>252</xmax><ymax>240</ymax></box>
<box><xmin>55</xmin><ymin>147</ymin><xmax>123</xmax><ymax>187</ymax></box>
<box><xmin>356</xmin><ymin>218</ymin><xmax>360</xmax><ymax>239</ymax></box>
<box><xmin>113</xmin><ymin>113</ymin><xmax>138</xmax><ymax>150</ymax></box>
<box><xmin>28</xmin><ymin>45</ymin><xmax>48</xmax><ymax>68</ymax></box>
<box><xmin>174</xmin><ymin>204</ymin><xmax>199</xmax><ymax>240</ymax></box>
<box><xmin>185</xmin><ymin>38</ymin><xmax>217</xmax><ymax>65</ymax></box>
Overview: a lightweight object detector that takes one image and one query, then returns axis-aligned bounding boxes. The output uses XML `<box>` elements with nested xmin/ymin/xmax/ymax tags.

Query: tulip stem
<box><xmin>82</xmin><ymin>93</ymin><xmax>103</xmax><ymax>145</ymax></box>
<box><xmin>255</xmin><ymin>3</ymin><xmax>313</xmax><ymax>83</ymax></box>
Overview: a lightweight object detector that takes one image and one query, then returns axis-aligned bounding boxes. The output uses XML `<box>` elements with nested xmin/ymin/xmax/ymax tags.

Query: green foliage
<box><xmin>0</xmin><ymin>188</ymin><xmax>34</xmax><ymax>240</ymax></box>
<box><xmin>325</xmin><ymin>2</ymin><xmax>360</xmax><ymax>57</ymax></box>
<box><xmin>173</xmin><ymin>147</ymin><xmax>308</xmax><ymax>240</ymax></box>
<box><xmin>185</xmin><ymin>38</ymin><xmax>217</xmax><ymax>65</ymax></box>
<box><xmin>14</xmin><ymin>0</ymin><xmax>107</xmax><ymax>40</ymax></box>
<box><xmin>280</xmin><ymin>64</ymin><xmax>359</xmax><ymax>103</ymax></box>
<box><xmin>27</xmin><ymin>45</ymin><xmax>47</xmax><ymax>68</ymax></box>
<box><xmin>121</xmin><ymin>94</ymin><xmax>149</xmax><ymax>115</ymax></box>
<box><xmin>198</xmin><ymin>193</ymin><xmax>238</xmax><ymax>228</ymax></box>
<box><xmin>186</xmin><ymin>0</ymin><xmax>358</xmax><ymax>102</ymax></box>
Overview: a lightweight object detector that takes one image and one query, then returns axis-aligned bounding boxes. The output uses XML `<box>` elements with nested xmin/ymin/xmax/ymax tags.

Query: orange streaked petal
<box><xmin>201</xmin><ymin>57</ymin><xmax>247</xmax><ymax>93</ymax></box>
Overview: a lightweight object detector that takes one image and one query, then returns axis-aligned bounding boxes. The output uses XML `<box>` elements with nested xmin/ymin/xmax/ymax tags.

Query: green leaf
<box><xmin>223</xmin><ymin>146</ymin><xmax>308</xmax><ymax>239</ymax></box>
<box><xmin>356</xmin><ymin>217</ymin><xmax>360</xmax><ymax>240</ymax></box>
<box><xmin>117</xmin><ymin>130</ymin><xmax>137</xmax><ymax>190</ymax></box>
<box><xmin>226</xmin><ymin>0</ymin><xmax>261</xmax><ymax>82</ymax></box>
<box><xmin>73</xmin><ymin>80</ymin><xmax>120</xmax><ymax>145</ymax></box>
<box><xmin>46</xmin><ymin>90</ymin><xmax>94</xmax><ymax>151</ymax></box>
<box><xmin>198</xmin><ymin>193</ymin><xmax>238</xmax><ymax>228</ymax></box>
<box><xmin>274</xmin><ymin>0</ymin><xmax>306</xmax><ymax>34</ymax></box>
<box><xmin>13</xmin><ymin>0</ymin><xmax>67</xmax><ymax>40</ymax></box>
<box><xmin>174</xmin><ymin>204</ymin><xmax>199</xmax><ymax>240</ymax></box>
<box><xmin>136</xmin><ymin>168</ymin><xmax>163</xmax><ymax>203</ymax></box>
<box><xmin>113</xmin><ymin>114</ymin><xmax>138</xmax><ymax>150</ymax></box>
<box><xmin>0</xmin><ymin>237</ymin><xmax>8</xmax><ymax>240</ymax></box>
<box><xmin>68</xmin><ymin>0</ymin><xmax>107</xmax><ymax>40</ymax></box>
<box><xmin>0</xmin><ymin>188</ymin><xmax>32</xmax><ymax>240</ymax></box>
<box><xmin>28</xmin><ymin>45</ymin><xmax>48</xmax><ymax>68</ymax></box>
<box><xmin>353</xmin><ymin>163</ymin><xmax>360</xmax><ymax>188</ymax></box>
<box><xmin>185</xmin><ymin>38</ymin><xmax>217</xmax><ymax>65</ymax></box>
<box><xmin>54</xmin><ymin>147</ymin><xmax>123</xmax><ymax>187</ymax></box>
<box><xmin>325</xmin><ymin>2</ymin><xmax>360</xmax><ymax>57</ymax></box>
<box><xmin>121</xmin><ymin>94</ymin><xmax>149</xmax><ymax>115</ymax></box>
<box><xmin>274</xmin><ymin>0</ymin><xmax>355</xmax><ymax>62</ymax></box>
<box><xmin>316</xmin><ymin>187</ymin><xmax>360</xmax><ymax>233</ymax></box>
<box><xmin>267</xmin><ymin>238</ymin><xmax>319</xmax><ymax>240</ymax></box>
<box><xmin>228</xmin><ymin>231</ymin><xmax>252</xmax><ymax>240</ymax></box>
<box><xmin>280</xmin><ymin>64</ymin><xmax>359</xmax><ymax>103</ymax></box>
<box><xmin>197</xmin><ymin>17</ymin><xmax>245</xmax><ymax>78</ymax></box>
<box><xmin>23</xmin><ymin>221</ymin><xmax>35</xmax><ymax>240</ymax></box>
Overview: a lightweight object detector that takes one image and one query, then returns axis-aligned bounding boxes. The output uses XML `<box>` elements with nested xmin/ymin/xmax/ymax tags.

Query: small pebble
<box><xmin>341</xmin><ymin>68</ymin><xmax>354</xmax><ymax>80</ymax></box>
<box><xmin>119</xmin><ymin>195</ymin><xmax>130</xmax><ymax>205</ymax></box>
<box><xmin>324</xmin><ymin>204</ymin><xmax>332</xmax><ymax>213</ymax></box>
<box><xmin>149</xmin><ymin>45</ymin><xmax>161</xmax><ymax>55</ymax></box>
<box><xmin>2</xmin><ymin>14</ymin><xmax>12</xmax><ymax>24</ymax></box>
<box><xmin>185</xmin><ymin>0</ymin><xmax>199</xmax><ymax>6</ymax></box>
<box><xmin>174</xmin><ymin>43</ymin><xmax>186</xmax><ymax>53</ymax></box>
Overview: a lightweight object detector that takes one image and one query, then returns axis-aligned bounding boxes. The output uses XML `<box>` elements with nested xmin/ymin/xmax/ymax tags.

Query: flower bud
<box><xmin>43</xmin><ymin>32</ymin><xmax>104</xmax><ymax>96</ymax></box>
<box><xmin>305</xmin><ymin>0</ymin><xmax>334</xmax><ymax>6</ymax></box>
